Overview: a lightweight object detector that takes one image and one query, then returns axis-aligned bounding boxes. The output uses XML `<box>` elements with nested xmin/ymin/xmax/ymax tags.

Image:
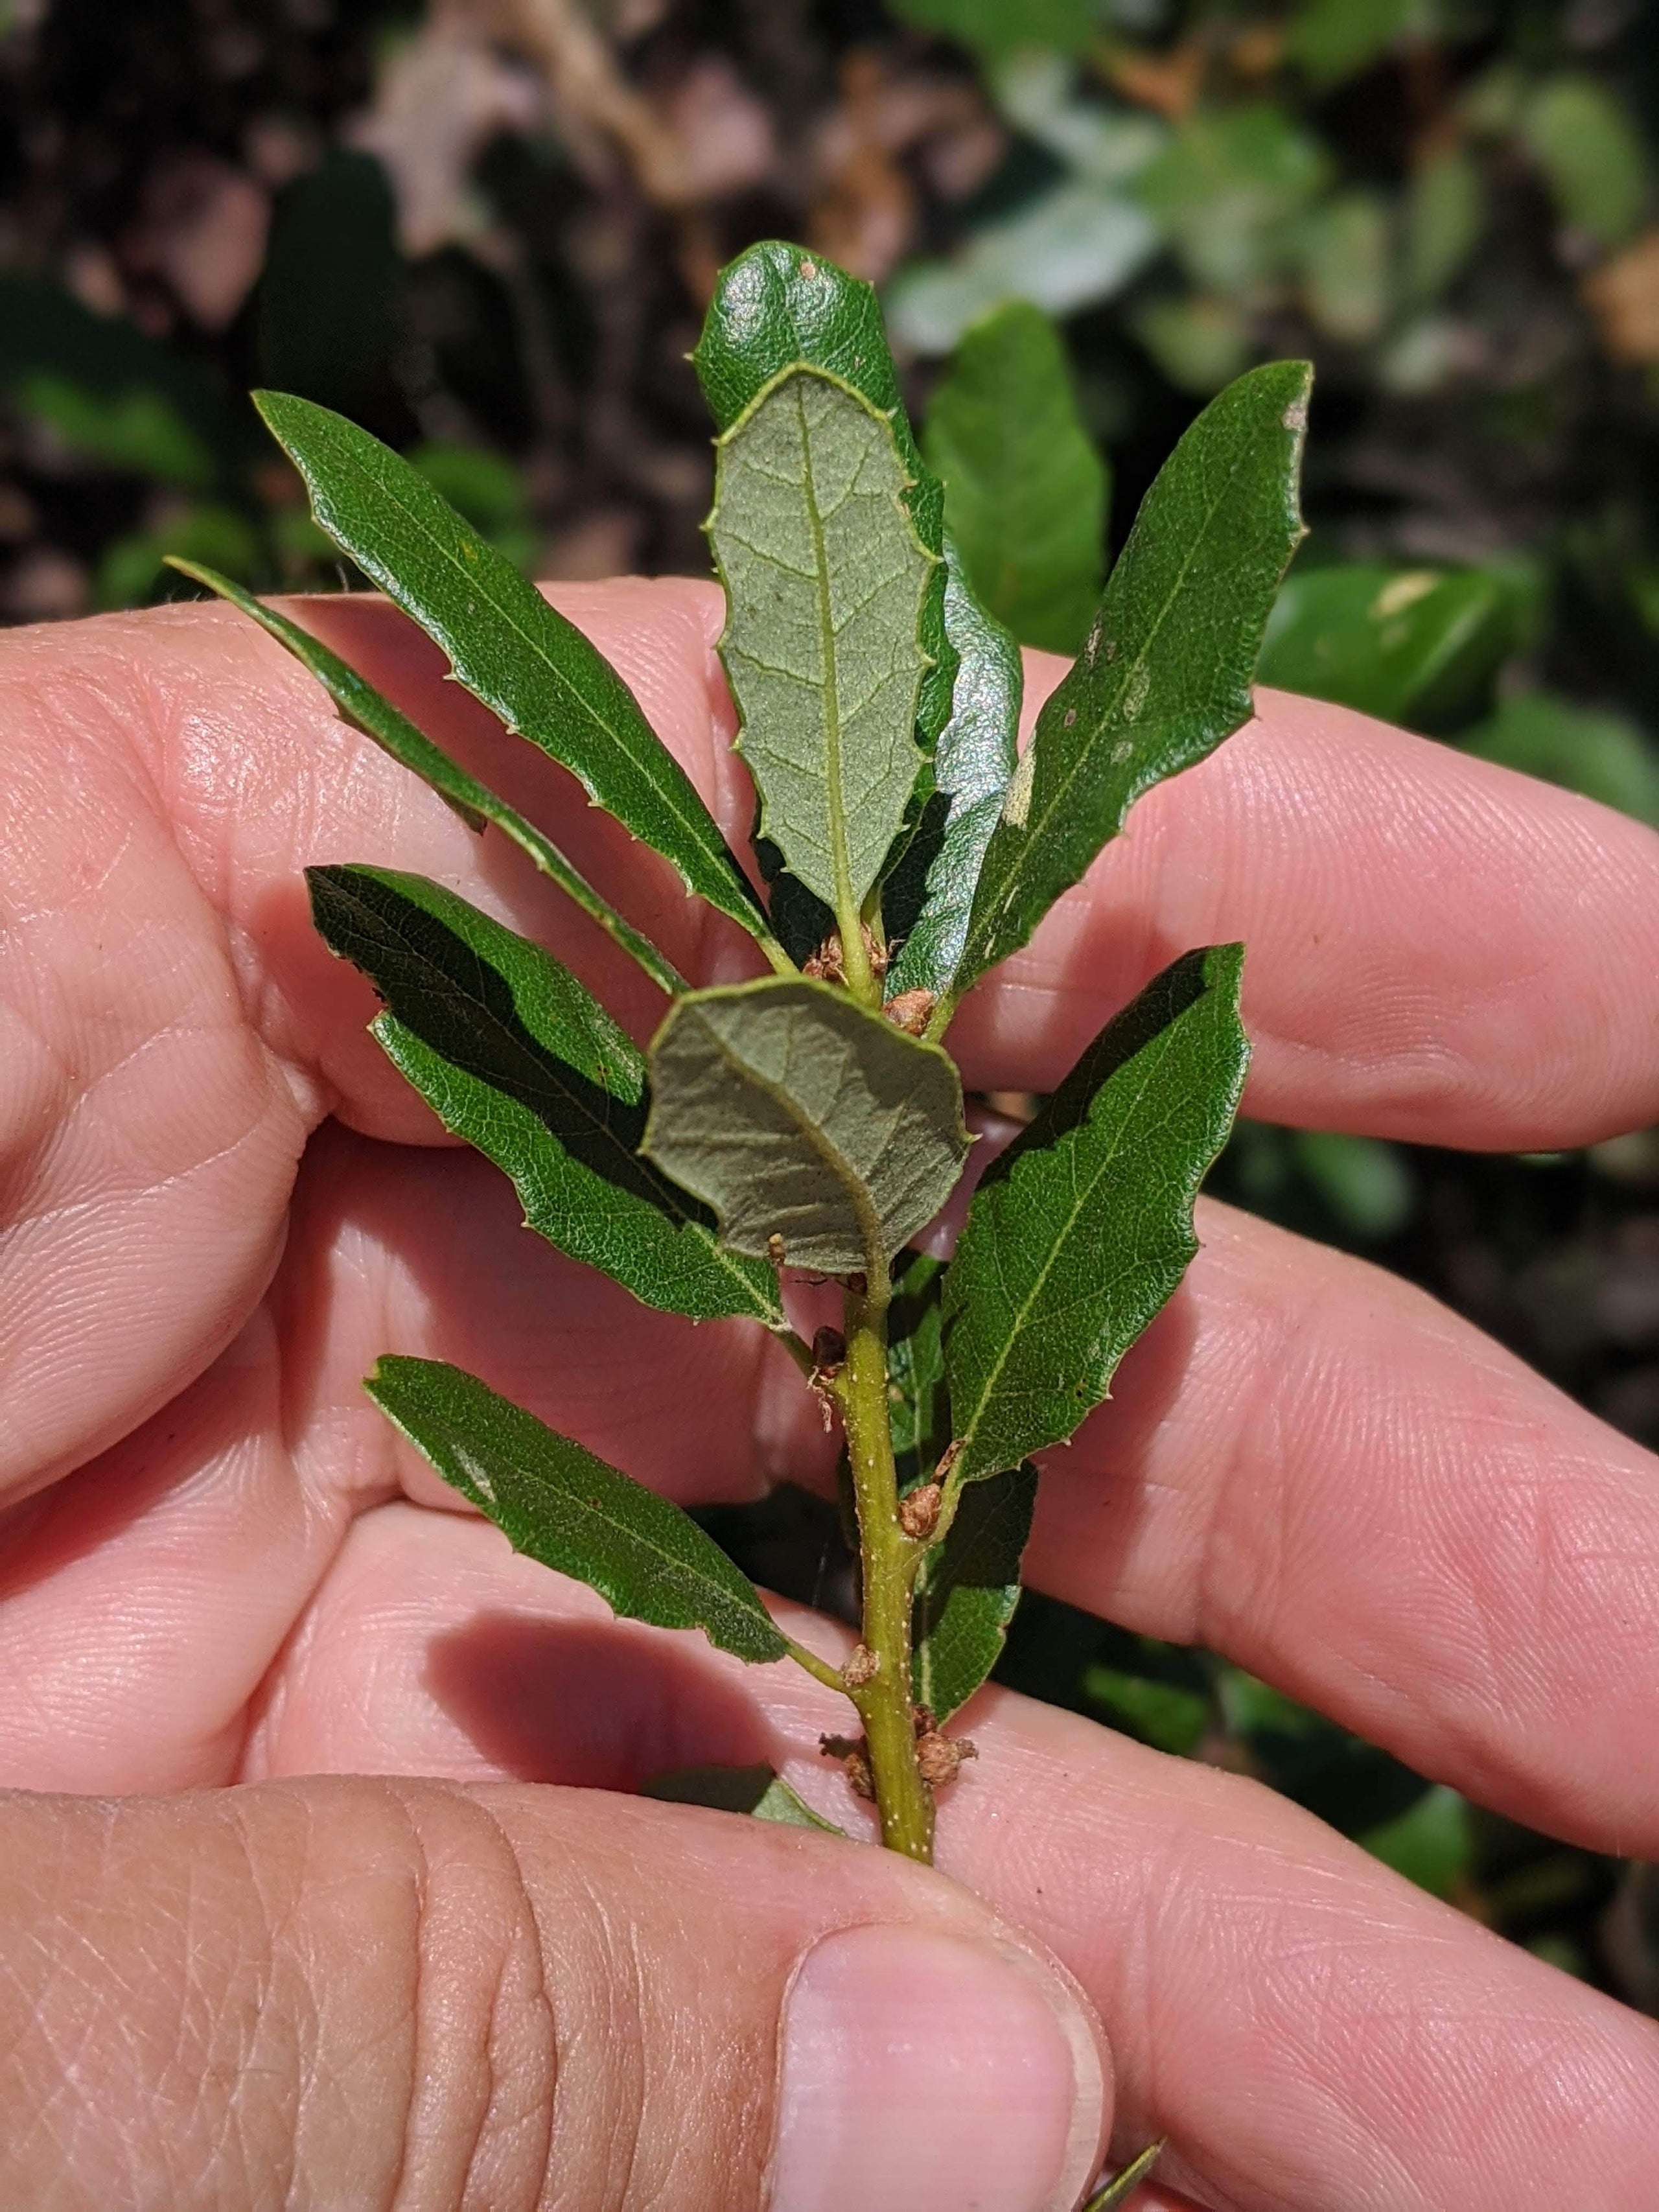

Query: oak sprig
<box><xmin>174</xmin><ymin>241</ymin><xmax>1306</xmax><ymax>1880</ymax></box>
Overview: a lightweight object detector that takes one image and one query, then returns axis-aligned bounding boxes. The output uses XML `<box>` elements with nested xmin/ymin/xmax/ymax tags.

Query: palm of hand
<box><xmin>5</xmin><ymin>576</ymin><xmax>1659</xmax><ymax>2207</ymax></box>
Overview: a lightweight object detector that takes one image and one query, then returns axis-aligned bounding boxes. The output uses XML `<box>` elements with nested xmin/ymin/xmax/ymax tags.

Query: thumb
<box><xmin>0</xmin><ymin>1775</ymin><xmax>1111</xmax><ymax>2211</ymax></box>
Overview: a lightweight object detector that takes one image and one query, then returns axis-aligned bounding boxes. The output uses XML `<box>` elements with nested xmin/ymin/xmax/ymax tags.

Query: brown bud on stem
<box><xmin>884</xmin><ymin>988</ymin><xmax>935</xmax><ymax>1036</ymax></box>
<box><xmin>842</xmin><ymin>1642</ymin><xmax>879</xmax><ymax>1689</ymax></box>
<box><xmin>915</xmin><ymin>1729</ymin><xmax>978</xmax><ymax>1789</ymax></box>
<box><xmin>898</xmin><ymin>1482</ymin><xmax>942</xmax><ymax>1540</ymax></box>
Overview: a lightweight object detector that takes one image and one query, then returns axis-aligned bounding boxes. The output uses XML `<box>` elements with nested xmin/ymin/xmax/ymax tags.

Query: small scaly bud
<box><xmin>884</xmin><ymin>988</ymin><xmax>934</xmax><ymax>1036</ymax></box>
<box><xmin>766</xmin><ymin>1232</ymin><xmax>787</xmax><ymax>1268</ymax></box>
<box><xmin>898</xmin><ymin>1482</ymin><xmax>942</xmax><ymax>1540</ymax></box>
<box><xmin>842</xmin><ymin>1642</ymin><xmax>879</xmax><ymax>1689</ymax></box>
<box><xmin>820</xmin><ymin>1732</ymin><xmax>876</xmax><ymax>1800</ymax></box>
<box><xmin>915</xmin><ymin>1729</ymin><xmax>978</xmax><ymax>1789</ymax></box>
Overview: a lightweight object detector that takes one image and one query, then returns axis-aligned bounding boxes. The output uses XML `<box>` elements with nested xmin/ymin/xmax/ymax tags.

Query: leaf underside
<box><xmin>642</xmin><ymin>977</ymin><xmax>969</xmax><ymax>1275</ymax></box>
<box><xmin>256</xmin><ymin>388</ymin><xmax>777</xmax><ymax>955</ymax></box>
<box><xmin>883</xmin><ymin>535</ymin><xmax>1021</xmax><ymax>1005</ymax></box>
<box><xmin>367</xmin><ymin>1357</ymin><xmax>789</xmax><ymax>1666</ymax></box>
<box><xmin>171</xmin><ymin>559</ymin><xmax>684</xmax><ymax>998</ymax></box>
<box><xmin>944</xmin><ymin>943</ymin><xmax>1250</xmax><ymax>1483</ymax></box>
<box><xmin>308</xmin><ymin>865</ymin><xmax>782</xmax><ymax>1327</ymax></box>
<box><xmin>692</xmin><ymin>239</ymin><xmax>956</xmax><ymax>751</ymax></box>
<box><xmin>709</xmin><ymin>366</ymin><xmax>935</xmax><ymax>918</ymax></box>
<box><xmin>956</xmin><ymin>359</ymin><xmax>1311</xmax><ymax>994</ymax></box>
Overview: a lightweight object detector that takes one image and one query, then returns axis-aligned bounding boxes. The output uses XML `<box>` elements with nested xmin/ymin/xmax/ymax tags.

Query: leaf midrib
<box><xmin>975</xmin><ymin>392</ymin><xmax>1293</xmax><ymax>955</ymax></box>
<box><xmin>796</xmin><ymin>377</ymin><xmax>857</xmax><ymax>933</ymax></box>
<box><xmin>292</xmin><ymin>406</ymin><xmax>769</xmax><ymax>936</ymax></box>
<box><xmin>953</xmin><ymin>1024</ymin><xmax>1185</xmax><ymax>1467</ymax></box>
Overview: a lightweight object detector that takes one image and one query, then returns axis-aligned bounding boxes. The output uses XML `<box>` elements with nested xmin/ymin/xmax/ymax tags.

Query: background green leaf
<box><xmin>173</xmin><ymin>561</ymin><xmax>684</xmax><ymax>995</ymax></box>
<box><xmin>693</xmin><ymin>239</ymin><xmax>955</xmax><ymax>752</ymax></box>
<box><xmin>257</xmin><ymin>390</ymin><xmax>780</xmax><ymax>958</ymax></box>
<box><xmin>923</xmin><ymin>299</ymin><xmax>1107</xmax><ymax>654</ymax></box>
<box><xmin>1459</xmin><ymin>692</ymin><xmax>1659</xmax><ymax>826</ymax></box>
<box><xmin>912</xmin><ymin>1461</ymin><xmax>1038</xmax><ymax>1722</ymax></box>
<box><xmin>367</xmin><ymin>1357</ymin><xmax>789</xmax><ymax>1664</ymax></box>
<box><xmin>1258</xmin><ymin>563</ymin><xmax>1515</xmax><ymax>733</ymax></box>
<box><xmin>882</xmin><ymin>538</ymin><xmax>1021</xmax><ymax>1006</ymax></box>
<box><xmin>708</xmin><ymin>367</ymin><xmax>934</xmax><ymax>919</ymax></box>
<box><xmin>888</xmin><ymin>1248</ymin><xmax>951</xmax><ymax>1492</ymax></box>
<box><xmin>944</xmin><ymin>944</ymin><xmax>1249</xmax><ymax>1482</ymax></box>
<box><xmin>643</xmin><ymin>977</ymin><xmax>969</xmax><ymax>1274</ymax></box>
<box><xmin>957</xmin><ymin>361</ymin><xmax>1309</xmax><ymax>994</ymax></box>
<box><xmin>1521</xmin><ymin>76</ymin><xmax>1649</xmax><ymax>248</ymax></box>
<box><xmin>308</xmin><ymin>865</ymin><xmax>782</xmax><ymax>1326</ymax></box>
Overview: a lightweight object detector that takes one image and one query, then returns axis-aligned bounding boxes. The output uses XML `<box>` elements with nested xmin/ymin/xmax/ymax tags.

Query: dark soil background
<box><xmin>4</xmin><ymin>0</ymin><xmax>1656</xmax><ymax>2007</ymax></box>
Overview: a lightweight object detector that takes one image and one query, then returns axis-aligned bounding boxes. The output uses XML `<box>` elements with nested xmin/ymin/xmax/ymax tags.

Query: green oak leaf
<box><xmin>693</xmin><ymin>239</ymin><xmax>955</xmax><ymax>752</ymax></box>
<box><xmin>708</xmin><ymin>366</ymin><xmax>936</xmax><ymax>920</ymax></box>
<box><xmin>888</xmin><ymin>1248</ymin><xmax>951</xmax><ymax>1491</ymax></box>
<box><xmin>642</xmin><ymin>1765</ymin><xmax>845</xmax><ymax>1833</ymax></box>
<box><xmin>171</xmin><ymin>559</ymin><xmax>684</xmax><ymax>998</ymax></box>
<box><xmin>255</xmin><ymin>390</ymin><xmax>782</xmax><ymax>963</ymax></box>
<box><xmin>1258</xmin><ymin>564</ymin><xmax>1513</xmax><ymax>735</ymax></box>
<box><xmin>955</xmin><ymin>361</ymin><xmax>1310</xmax><ymax>998</ymax></box>
<box><xmin>912</xmin><ymin>1462</ymin><xmax>1038</xmax><ymax>1723</ymax></box>
<box><xmin>883</xmin><ymin>536</ymin><xmax>1021</xmax><ymax>1006</ymax></box>
<box><xmin>642</xmin><ymin>977</ymin><xmax>969</xmax><ymax>1275</ymax></box>
<box><xmin>367</xmin><ymin>1357</ymin><xmax>788</xmax><ymax>1665</ymax></box>
<box><xmin>944</xmin><ymin>944</ymin><xmax>1249</xmax><ymax>1482</ymax></box>
<box><xmin>923</xmin><ymin>299</ymin><xmax>1107</xmax><ymax>655</ymax></box>
<box><xmin>307</xmin><ymin>865</ymin><xmax>782</xmax><ymax>1328</ymax></box>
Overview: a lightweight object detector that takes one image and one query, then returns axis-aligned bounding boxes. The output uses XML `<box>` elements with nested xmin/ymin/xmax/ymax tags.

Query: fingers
<box><xmin>1019</xmin><ymin>1196</ymin><xmax>1659</xmax><ymax>1859</ymax></box>
<box><xmin>246</xmin><ymin>1510</ymin><xmax>1659</xmax><ymax>2212</ymax></box>
<box><xmin>953</xmin><ymin>668</ymin><xmax>1659</xmax><ymax>1147</ymax></box>
<box><xmin>0</xmin><ymin>1775</ymin><xmax>1108</xmax><ymax>2212</ymax></box>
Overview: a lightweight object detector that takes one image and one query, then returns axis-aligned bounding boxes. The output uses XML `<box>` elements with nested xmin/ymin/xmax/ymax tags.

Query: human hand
<box><xmin>3</xmin><ymin>577</ymin><xmax>1658</xmax><ymax>2208</ymax></box>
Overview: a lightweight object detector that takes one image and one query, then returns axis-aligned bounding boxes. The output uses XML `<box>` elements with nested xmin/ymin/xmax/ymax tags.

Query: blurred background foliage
<box><xmin>3</xmin><ymin>0</ymin><xmax>1655</xmax><ymax>2007</ymax></box>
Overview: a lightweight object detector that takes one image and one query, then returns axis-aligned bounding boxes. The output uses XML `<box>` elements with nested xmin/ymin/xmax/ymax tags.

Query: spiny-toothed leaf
<box><xmin>955</xmin><ymin>362</ymin><xmax>1310</xmax><ymax>997</ymax></box>
<box><xmin>642</xmin><ymin>1765</ymin><xmax>846</xmax><ymax>1833</ymax></box>
<box><xmin>308</xmin><ymin>865</ymin><xmax>782</xmax><ymax>1327</ymax></box>
<box><xmin>642</xmin><ymin>976</ymin><xmax>969</xmax><ymax>1275</ymax></box>
<box><xmin>707</xmin><ymin>366</ymin><xmax>936</xmax><ymax>919</ymax></box>
<box><xmin>693</xmin><ymin>239</ymin><xmax>955</xmax><ymax>751</ymax></box>
<box><xmin>883</xmin><ymin>537</ymin><xmax>1021</xmax><ymax>1007</ymax></box>
<box><xmin>923</xmin><ymin>299</ymin><xmax>1107</xmax><ymax>655</ymax></box>
<box><xmin>944</xmin><ymin>945</ymin><xmax>1249</xmax><ymax>1482</ymax></box>
<box><xmin>171</xmin><ymin>559</ymin><xmax>684</xmax><ymax>999</ymax></box>
<box><xmin>367</xmin><ymin>1358</ymin><xmax>789</xmax><ymax>1664</ymax></box>
<box><xmin>254</xmin><ymin>390</ymin><xmax>783</xmax><ymax>964</ymax></box>
<box><xmin>888</xmin><ymin>1248</ymin><xmax>951</xmax><ymax>1491</ymax></box>
<box><xmin>912</xmin><ymin>1461</ymin><xmax>1038</xmax><ymax>1723</ymax></box>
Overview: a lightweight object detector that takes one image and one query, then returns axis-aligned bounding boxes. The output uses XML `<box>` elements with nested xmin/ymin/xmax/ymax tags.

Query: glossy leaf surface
<box><xmin>367</xmin><ymin>1358</ymin><xmax>789</xmax><ymax>1664</ymax></box>
<box><xmin>912</xmin><ymin>1462</ymin><xmax>1038</xmax><ymax>1723</ymax></box>
<box><xmin>308</xmin><ymin>866</ymin><xmax>782</xmax><ymax>1327</ymax></box>
<box><xmin>956</xmin><ymin>362</ymin><xmax>1308</xmax><ymax>994</ymax></box>
<box><xmin>172</xmin><ymin>560</ymin><xmax>684</xmax><ymax>997</ymax></box>
<box><xmin>884</xmin><ymin>537</ymin><xmax>1021</xmax><ymax>1006</ymax></box>
<box><xmin>256</xmin><ymin>390</ymin><xmax>779</xmax><ymax>957</ymax></box>
<box><xmin>708</xmin><ymin>366</ymin><xmax>935</xmax><ymax>918</ymax></box>
<box><xmin>923</xmin><ymin>299</ymin><xmax>1106</xmax><ymax>653</ymax></box>
<box><xmin>643</xmin><ymin>977</ymin><xmax>969</xmax><ymax>1275</ymax></box>
<box><xmin>944</xmin><ymin>945</ymin><xmax>1249</xmax><ymax>1482</ymax></box>
<box><xmin>693</xmin><ymin>239</ymin><xmax>954</xmax><ymax>749</ymax></box>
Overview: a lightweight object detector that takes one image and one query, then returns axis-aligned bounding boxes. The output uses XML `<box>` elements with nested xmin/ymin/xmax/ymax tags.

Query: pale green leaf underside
<box><xmin>367</xmin><ymin>1358</ymin><xmax>789</xmax><ymax>1665</ymax></box>
<box><xmin>944</xmin><ymin>944</ymin><xmax>1249</xmax><ymax>1482</ymax></box>
<box><xmin>884</xmin><ymin>535</ymin><xmax>1021</xmax><ymax>1005</ymax></box>
<box><xmin>642</xmin><ymin>976</ymin><xmax>969</xmax><ymax>1275</ymax></box>
<box><xmin>709</xmin><ymin>366</ymin><xmax>936</xmax><ymax>917</ymax></box>
<box><xmin>170</xmin><ymin>559</ymin><xmax>684</xmax><ymax>998</ymax></box>
<box><xmin>956</xmin><ymin>360</ymin><xmax>1310</xmax><ymax>995</ymax></box>
<box><xmin>308</xmin><ymin>865</ymin><xmax>782</xmax><ymax>1328</ymax></box>
<box><xmin>255</xmin><ymin>389</ymin><xmax>781</xmax><ymax>960</ymax></box>
<box><xmin>912</xmin><ymin>1461</ymin><xmax>1038</xmax><ymax>1723</ymax></box>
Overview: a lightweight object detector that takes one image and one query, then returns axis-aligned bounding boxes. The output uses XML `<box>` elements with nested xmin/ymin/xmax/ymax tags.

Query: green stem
<box><xmin>840</xmin><ymin>1270</ymin><xmax>934</xmax><ymax>1862</ymax></box>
